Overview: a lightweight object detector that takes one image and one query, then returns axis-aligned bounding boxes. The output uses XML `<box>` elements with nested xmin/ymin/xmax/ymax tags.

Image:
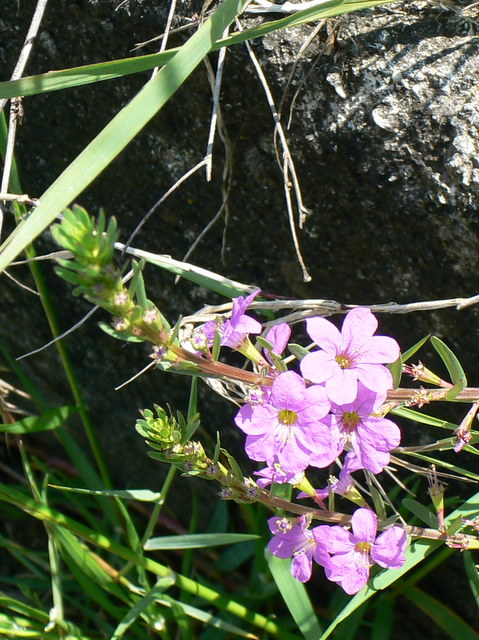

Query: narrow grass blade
<box><xmin>0</xmin><ymin>596</ymin><xmax>49</xmax><ymax>624</ymax></box>
<box><xmin>402</xmin><ymin>586</ymin><xmax>479</xmax><ymax>640</ymax></box>
<box><xmin>401</xmin><ymin>334</ymin><xmax>431</xmax><ymax>363</ymax></box>
<box><xmin>48</xmin><ymin>486</ymin><xmax>163</xmax><ymax>501</ymax></box>
<box><xmin>110</xmin><ymin>578</ymin><xmax>175</xmax><ymax>640</ymax></box>
<box><xmin>371</xmin><ymin>595</ymin><xmax>394</xmax><ymax>640</ymax></box>
<box><xmin>391</xmin><ymin>406</ymin><xmax>458</xmax><ymax>430</ymax></box>
<box><xmin>0</xmin><ymin>0</ymin><xmax>252</xmax><ymax>274</ymax></box>
<box><xmin>158</xmin><ymin>595</ymin><xmax>259</xmax><ymax>638</ymax></box>
<box><xmin>402</xmin><ymin>498</ymin><xmax>439</xmax><ymax>529</ymax></box>
<box><xmin>463</xmin><ymin>551</ymin><xmax>479</xmax><ymax>608</ymax></box>
<box><xmin>430</xmin><ymin>336</ymin><xmax>467</xmax><ymax>399</ymax></box>
<box><xmin>0</xmin><ymin>483</ymin><xmax>297</xmax><ymax>639</ymax></box>
<box><xmin>0</xmin><ymin>0</ymin><xmax>396</xmax><ymax>99</ymax></box>
<box><xmin>266</xmin><ymin>551</ymin><xmax>323</xmax><ymax>640</ymax></box>
<box><xmin>401</xmin><ymin>450</ymin><xmax>479</xmax><ymax>482</ymax></box>
<box><xmin>116</xmin><ymin>243</ymin><xmax>254</xmax><ymax>298</ymax></box>
<box><xmin>0</xmin><ymin>406</ymin><xmax>76</xmax><ymax>434</ymax></box>
<box><xmin>144</xmin><ymin>533</ymin><xmax>259</xmax><ymax>550</ymax></box>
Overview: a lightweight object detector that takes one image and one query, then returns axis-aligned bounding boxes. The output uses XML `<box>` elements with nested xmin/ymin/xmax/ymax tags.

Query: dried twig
<box><xmin>1</xmin><ymin>0</ymin><xmax>49</xmax><ymax>238</ymax></box>
<box><xmin>235</xmin><ymin>18</ymin><xmax>311</xmax><ymax>281</ymax></box>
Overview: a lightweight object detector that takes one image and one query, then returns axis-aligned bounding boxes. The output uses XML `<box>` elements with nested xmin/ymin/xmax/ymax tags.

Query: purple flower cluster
<box><xmin>268</xmin><ymin>508</ymin><xmax>407</xmax><ymax>593</ymax></box>
<box><xmin>235</xmin><ymin>306</ymin><xmax>401</xmax><ymax>478</ymax></box>
<box><xmin>200</xmin><ymin>295</ymin><xmax>407</xmax><ymax>593</ymax></box>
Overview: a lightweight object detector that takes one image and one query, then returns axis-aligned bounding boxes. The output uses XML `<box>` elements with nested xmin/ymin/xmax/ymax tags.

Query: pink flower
<box><xmin>300</xmin><ymin>308</ymin><xmax>400</xmax><ymax>405</ymax></box>
<box><xmin>324</xmin><ymin>382</ymin><xmax>401</xmax><ymax>474</ymax></box>
<box><xmin>268</xmin><ymin>515</ymin><xmax>331</xmax><ymax>582</ymax></box>
<box><xmin>202</xmin><ymin>290</ymin><xmax>262</xmax><ymax>349</ymax></box>
<box><xmin>235</xmin><ymin>370</ymin><xmax>340</xmax><ymax>474</ymax></box>
<box><xmin>316</xmin><ymin>508</ymin><xmax>407</xmax><ymax>594</ymax></box>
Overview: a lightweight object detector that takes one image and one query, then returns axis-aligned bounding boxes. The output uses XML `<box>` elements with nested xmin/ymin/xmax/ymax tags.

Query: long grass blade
<box><xmin>0</xmin><ymin>0</ymin><xmax>395</xmax><ymax>99</ymax></box>
<box><xmin>0</xmin><ymin>0</ymin><xmax>252</xmax><ymax>274</ymax></box>
<box><xmin>266</xmin><ymin>551</ymin><xmax>322</xmax><ymax>640</ymax></box>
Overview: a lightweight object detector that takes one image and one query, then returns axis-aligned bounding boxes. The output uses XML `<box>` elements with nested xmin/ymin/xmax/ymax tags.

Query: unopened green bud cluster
<box><xmin>51</xmin><ymin>206</ymin><xmax>170</xmax><ymax>346</ymax></box>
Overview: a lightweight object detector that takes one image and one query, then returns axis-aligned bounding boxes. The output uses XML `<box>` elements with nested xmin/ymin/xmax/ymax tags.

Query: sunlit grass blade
<box><xmin>401</xmin><ymin>450</ymin><xmax>479</xmax><ymax>482</ymax></box>
<box><xmin>0</xmin><ymin>482</ymin><xmax>297</xmax><ymax>639</ymax></box>
<box><xmin>116</xmin><ymin>243</ymin><xmax>254</xmax><ymax>298</ymax></box>
<box><xmin>144</xmin><ymin>533</ymin><xmax>259</xmax><ymax>550</ymax></box>
<box><xmin>402</xmin><ymin>498</ymin><xmax>439</xmax><ymax>529</ymax></box>
<box><xmin>0</xmin><ymin>0</ymin><xmax>252</xmax><ymax>274</ymax></box>
<box><xmin>463</xmin><ymin>551</ymin><xmax>479</xmax><ymax>607</ymax></box>
<box><xmin>402</xmin><ymin>586</ymin><xmax>479</xmax><ymax>640</ymax></box>
<box><xmin>49</xmin><ymin>486</ymin><xmax>163</xmax><ymax>501</ymax></box>
<box><xmin>110</xmin><ymin>578</ymin><xmax>175</xmax><ymax>640</ymax></box>
<box><xmin>0</xmin><ymin>406</ymin><xmax>76</xmax><ymax>433</ymax></box>
<box><xmin>0</xmin><ymin>596</ymin><xmax>49</xmax><ymax>625</ymax></box>
<box><xmin>371</xmin><ymin>595</ymin><xmax>394</xmax><ymax>640</ymax></box>
<box><xmin>266</xmin><ymin>551</ymin><xmax>323</xmax><ymax>640</ymax></box>
<box><xmin>159</xmin><ymin>595</ymin><xmax>260</xmax><ymax>638</ymax></box>
<box><xmin>401</xmin><ymin>334</ymin><xmax>431</xmax><ymax>362</ymax></box>
<box><xmin>0</xmin><ymin>0</ymin><xmax>396</xmax><ymax>100</ymax></box>
<box><xmin>391</xmin><ymin>406</ymin><xmax>458</xmax><ymax>430</ymax></box>
<box><xmin>430</xmin><ymin>336</ymin><xmax>467</xmax><ymax>399</ymax></box>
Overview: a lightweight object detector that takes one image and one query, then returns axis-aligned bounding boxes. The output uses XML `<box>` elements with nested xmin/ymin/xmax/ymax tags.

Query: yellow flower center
<box><xmin>342</xmin><ymin>411</ymin><xmax>360</xmax><ymax>430</ymax></box>
<box><xmin>336</xmin><ymin>353</ymin><xmax>351</xmax><ymax>369</ymax></box>
<box><xmin>278</xmin><ymin>409</ymin><xmax>298</xmax><ymax>426</ymax></box>
<box><xmin>355</xmin><ymin>541</ymin><xmax>371</xmax><ymax>553</ymax></box>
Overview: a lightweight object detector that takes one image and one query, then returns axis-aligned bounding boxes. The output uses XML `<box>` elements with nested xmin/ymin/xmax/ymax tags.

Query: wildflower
<box><xmin>202</xmin><ymin>290</ymin><xmax>262</xmax><ymax>349</ymax></box>
<box><xmin>316</xmin><ymin>508</ymin><xmax>407</xmax><ymax>594</ymax></box>
<box><xmin>323</xmin><ymin>382</ymin><xmax>401</xmax><ymax>474</ymax></box>
<box><xmin>235</xmin><ymin>370</ymin><xmax>340</xmax><ymax>474</ymax></box>
<box><xmin>300</xmin><ymin>308</ymin><xmax>400</xmax><ymax>405</ymax></box>
<box><xmin>268</xmin><ymin>515</ymin><xmax>331</xmax><ymax>582</ymax></box>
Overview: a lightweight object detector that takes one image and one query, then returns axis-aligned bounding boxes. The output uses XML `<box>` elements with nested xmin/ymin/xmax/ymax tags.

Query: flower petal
<box><xmin>354</xmin><ymin>363</ymin><xmax>393</xmax><ymax>395</ymax></box>
<box><xmin>305</xmin><ymin>317</ymin><xmax>342</xmax><ymax>353</ymax></box>
<box><xmin>341</xmin><ymin>308</ymin><xmax>377</xmax><ymax>350</ymax></box>
<box><xmin>270</xmin><ymin>370</ymin><xmax>306</xmax><ymax>410</ymax></box>
<box><xmin>371</xmin><ymin>527</ymin><xmax>407</xmax><ymax>569</ymax></box>
<box><xmin>300</xmin><ymin>350</ymin><xmax>339</xmax><ymax>384</ymax></box>
<box><xmin>351</xmin><ymin>508</ymin><xmax>377</xmax><ymax>543</ymax></box>
<box><xmin>358</xmin><ymin>336</ymin><xmax>400</xmax><ymax>364</ymax></box>
<box><xmin>291</xmin><ymin>552</ymin><xmax>313</xmax><ymax>582</ymax></box>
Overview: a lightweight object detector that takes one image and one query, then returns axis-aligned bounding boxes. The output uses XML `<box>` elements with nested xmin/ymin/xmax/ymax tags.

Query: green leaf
<box><xmin>48</xmin><ymin>486</ymin><xmax>163</xmax><ymax>501</ymax></box>
<box><xmin>0</xmin><ymin>0</ymin><xmax>396</xmax><ymax>100</ymax></box>
<box><xmin>110</xmin><ymin>578</ymin><xmax>175</xmax><ymax>640</ymax></box>
<box><xmin>430</xmin><ymin>336</ymin><xmax>467</xmax><ymax>399</ymax></box>
<box><xmin>463</xmin><ymin>551</ymin><xmax>479</xmax><ymax>608</ymax></box>
<box><xmin>158</xmin><ymin>595</ymin><xmax>258</xmax><ymax>638</ymax></box>
<box><xmin>97</xmin><ymin>321</ymin><xmax>145</xmax><ymax>342</ymax></box>
<box><xmin>371</xmin><ymin>595</ymin><xmax>394</xmax><ymax>640</ymax></box>
<box><xmin>389</xmin><ymin>354</ymin><xmax>403</xmax><ymax>389</ymax></box>
<box><xmin>118</xmin><ymin>244</ymin><xmax>254</xmax><ymax>299</ymax></box>
<box><xmin>401</xmin><ymin>335</ymin><xmax>431</xmax><ymax>362</ymax></box>
<box><xmin>0</xmin><ymin>0</ymin><xmax>253</xmax><ymax>274</ymax></box>
<box><xmin>144</xmin><ymin>533</ymin><xmax>259</xmax><ymax>551</ymax></box>
<box><xmin>266</xmin><ymin>551</ymin><xmax>323</xmax><ymax>640</ymax></box>
<box><xmin>0</xmin><ymin>406</ymin><xmax>76</xmax><ymax>433</ymax></box>
<box><xmin>402</xmin><ymin>498</ymin><xmax>439</xmax><ymax>529</ymax></box>
<box><xmin>403</xmin><ymin>586</ymin><xmax>479</xmax><ymax>640</ymax></box>
<box><xmin>391</xmin><ymin>406</ymin><xmax>458</xmax><ymax>430</ymax></box>
<box><xmin>288</xmin><ymin>343</ymin><xmax>310</xmax><ymax>361</ymax></box>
